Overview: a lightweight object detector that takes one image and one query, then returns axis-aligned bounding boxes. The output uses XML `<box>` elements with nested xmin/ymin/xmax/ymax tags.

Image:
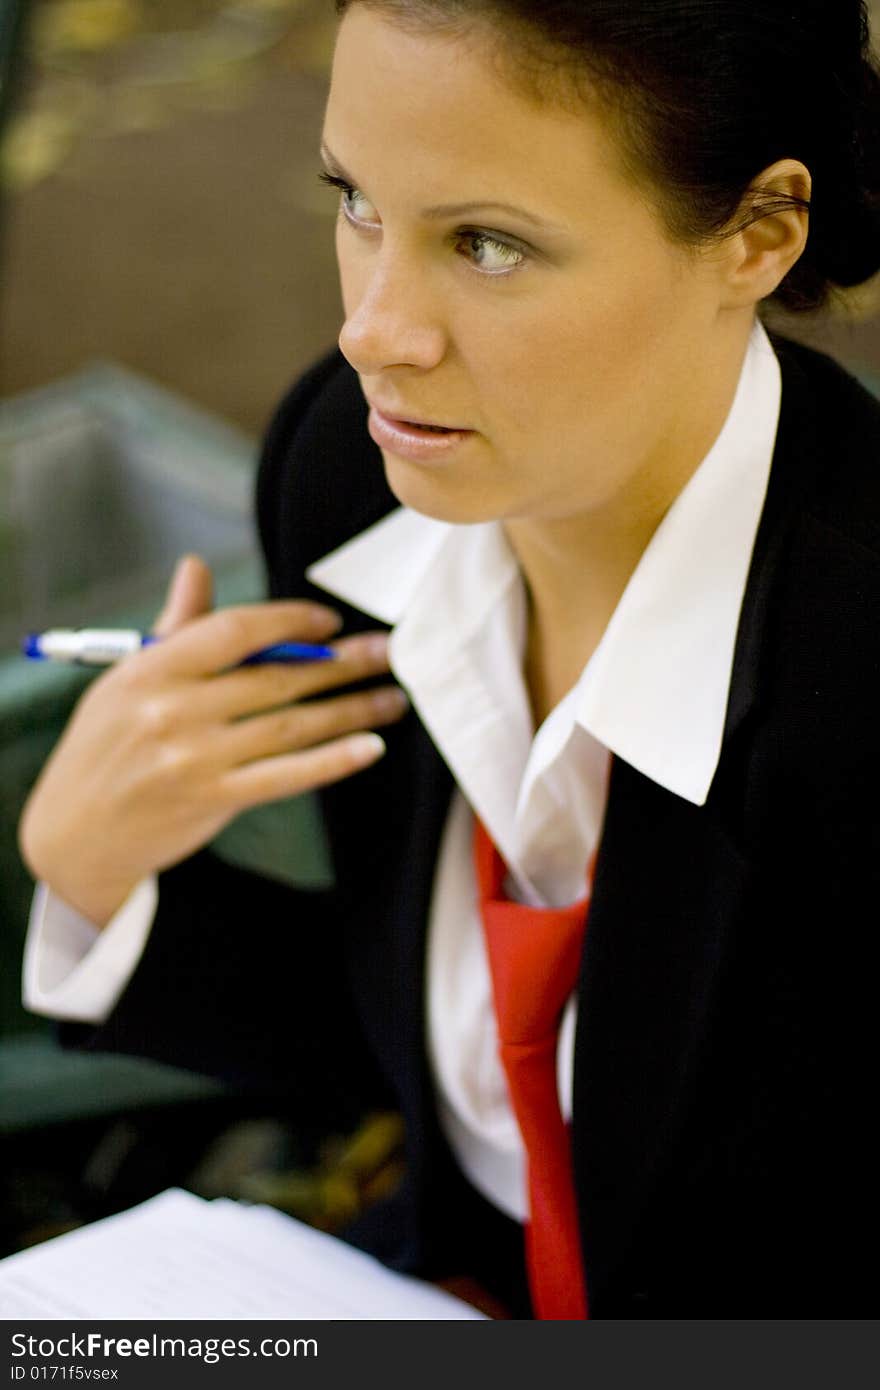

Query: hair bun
<box><xmin>811</xmin><ymin>50</ymin><xmax>880</xmax><ymax>288</ymax></box>
<box><xmin>820</xmin><ymin>194</ymin><xmax>880</xmax><ymax>287</ymax></box>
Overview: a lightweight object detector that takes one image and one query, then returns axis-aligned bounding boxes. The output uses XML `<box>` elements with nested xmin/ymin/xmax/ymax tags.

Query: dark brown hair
<box><xmin>334</xmin><ymin>0</ymin><xmax>880</xmax><ymax>311</ymax></box>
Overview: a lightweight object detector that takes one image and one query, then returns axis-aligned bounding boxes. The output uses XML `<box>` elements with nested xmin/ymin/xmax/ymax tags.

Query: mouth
<box><xmin>401</xmin><ymin>421</ymin><xmax>455</xmax><ymax>433</ymax></box>
<box><xmin>368</xmin><ymin>401</ymin><xmax>469</xmax><ymax>431</ymax></box>
<box><xmin>367</xmin><ymin>404</ymin><xmax>476</xmax><ymax>462</ymax></box>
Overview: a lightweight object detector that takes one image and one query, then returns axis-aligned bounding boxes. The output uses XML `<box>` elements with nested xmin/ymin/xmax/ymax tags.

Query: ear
<box><xmin>717</xmin><ymin>159</ymin><xmax>812</xmax><ymax>309</ymax></box>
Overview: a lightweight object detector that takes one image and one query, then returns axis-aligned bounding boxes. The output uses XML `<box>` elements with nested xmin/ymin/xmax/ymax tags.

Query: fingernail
<box><xmin>349</xmin><ymin>732</ymin><xmax>387</xmax><ymax>766</ymax></box>
<box><xmin>361</xmin><ymin>633</ymin><xmax>391</xmax><ymax>663</ymax></box>
<box><xmin>308</xmin><ymin>606</ymin><xmax>344</xmax><ymax>635</ymax></box>
<box><xmin>373</xmin><ymin>687</ymin><xmax>409</xmax><ymax>717</ymax></box>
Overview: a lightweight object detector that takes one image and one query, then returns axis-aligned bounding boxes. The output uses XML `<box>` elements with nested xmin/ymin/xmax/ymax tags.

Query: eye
<box><xmin>317</xmin><ymin>170</ymin><xmax>379</xmax><ymax>226</ymax></box>
<box><xmin>454</xmin><ymin>230</ymin><xmax>527</xmax><ymax>277</ymax></box>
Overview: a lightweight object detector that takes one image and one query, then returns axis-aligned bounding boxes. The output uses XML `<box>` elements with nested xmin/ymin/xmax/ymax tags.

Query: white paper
<box><xmin>0</xmin><ymin>1188</ymin><xmax>485</xmax><ymax>1320</ymax></box>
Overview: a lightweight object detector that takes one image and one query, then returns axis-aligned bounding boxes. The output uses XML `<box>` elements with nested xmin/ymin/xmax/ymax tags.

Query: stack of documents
<box><xmin>0</xmin><ymin>1188</ymin><xmax>485</xmax><ymax>1319</ymax></box>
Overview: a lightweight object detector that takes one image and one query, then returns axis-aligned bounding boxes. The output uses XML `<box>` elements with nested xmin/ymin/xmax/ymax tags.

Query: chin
<box><xmin>380</xmin><ymin>451</ymin><xmax>504</xmax><ymax>525</ymax></box>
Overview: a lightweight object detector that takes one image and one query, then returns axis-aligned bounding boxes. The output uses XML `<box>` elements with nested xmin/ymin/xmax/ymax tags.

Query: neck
<box><xmin>506</xmin><ymin>317</ymin><xmax>754</xmax><ymax>724</ymax></box>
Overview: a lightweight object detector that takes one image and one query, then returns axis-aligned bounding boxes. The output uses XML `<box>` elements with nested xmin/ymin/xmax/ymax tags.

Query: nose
<box><xmin>338</xmin><ymin>245</ymin><xmax>447</xmax><ymax>376</ymax></box>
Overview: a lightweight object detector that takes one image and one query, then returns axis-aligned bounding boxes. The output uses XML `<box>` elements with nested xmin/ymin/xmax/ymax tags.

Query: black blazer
<box><xmin>68</xmin><ymin>334</ymin><xmax>880</xmax><ymax>1317</ymax></box>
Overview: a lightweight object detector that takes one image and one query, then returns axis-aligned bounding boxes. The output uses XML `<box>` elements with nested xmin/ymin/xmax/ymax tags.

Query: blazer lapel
<box><xmin>572</xmin><ymin>335</ymin><xmax>821</xmax><ymax>1291</ymax></box>
<box><xmin>572</xmin><ymin>761</ymin><xmax>753</xmax><ymax>1288</ymax></box>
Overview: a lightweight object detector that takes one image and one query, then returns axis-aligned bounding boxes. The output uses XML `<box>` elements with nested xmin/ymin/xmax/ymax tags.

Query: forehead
<box><xmin>323</xmin><ymin>6</ymin><xmax>637</xmax><ymax>228</ymax></box>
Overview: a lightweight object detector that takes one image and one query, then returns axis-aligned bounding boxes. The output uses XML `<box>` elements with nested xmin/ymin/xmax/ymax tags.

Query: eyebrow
<box><xmin>319</xmin><ymin>143</ymin><xmax>566</xmax><ymax>233</ymax></box>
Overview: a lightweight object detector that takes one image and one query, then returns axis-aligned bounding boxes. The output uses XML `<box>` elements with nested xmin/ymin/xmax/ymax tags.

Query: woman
<box><xmin>20</xmin><ymin>0</ymin><xmax>880</xmax><ymax>1316</ymax></box>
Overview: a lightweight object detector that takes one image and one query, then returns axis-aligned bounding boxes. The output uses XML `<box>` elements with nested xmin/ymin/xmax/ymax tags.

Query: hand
<box><xmin>18</xmin><ymin>555</ymin><xmax>408</xmax><ymax>927</ymax></box>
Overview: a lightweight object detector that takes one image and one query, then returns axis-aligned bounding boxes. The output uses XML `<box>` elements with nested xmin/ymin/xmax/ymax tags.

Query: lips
<box><xmin>366</xmin><ymin>404</ymin><xmax>475</xmax><ymax>462</ymax></box>
<box><xmin>369</xmin><ymin>402</ymin><xmax>466</xmax><ymax>431</ymax></box>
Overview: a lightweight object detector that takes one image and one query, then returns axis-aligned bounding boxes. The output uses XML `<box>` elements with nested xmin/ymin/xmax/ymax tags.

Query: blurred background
<box><xmin>1</xmin><ymin>0</ymin><xmax>343</xmax><ymax>431</ymax></box>
<box><xmin>0</xmin><ymin>0</ymin><xmax>401</xmax><ymax>1263</ymax></box>
<box><xmin>0</xmin><ymin>0</ymin><xmax>879</xmax><ymax>1260</ymax></box>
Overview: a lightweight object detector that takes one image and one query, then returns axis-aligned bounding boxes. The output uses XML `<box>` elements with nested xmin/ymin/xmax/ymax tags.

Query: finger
<box><xmin>138</xmin><ymin>600</ymin><xmax>344</xmax><ymax>677</ymax></box>
<box><xmin>193</xmin><ymin>631</ymin><xmax>392</xmax><ymax>722</ymax></box>
<box><xmin>152</xmin><ymin>555</ymin><xmax>214</xmax><ymax>638</ymax></box>
<box><xmin>220</xmin><ymin>731</ymin><xmax>388</xmax><ymax>810</ymax></box>
<box><xmin>218</xmin><ymin>684</ymin><xmax>409</xmax><ymax>765</ymax></box>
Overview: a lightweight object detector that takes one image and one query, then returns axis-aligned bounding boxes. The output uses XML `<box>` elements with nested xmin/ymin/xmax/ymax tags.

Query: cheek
<box><xmin>462</xmin><ymin>313</ymin><xmax>629</xmax><ymax>447</ymax></box>
<box><xmin>455</xmin><ymin>273</ymin><xmax>698</xmax><ymax>522</ymax></box>
<box><xmin>335</xmin><ymin>222</ymin><xmax>362</xmax><ymax>318</ymax></box>
<box><xmin>480</xmin><ymin>259</ymin><xmax>688</xmax><ymax>442</ymax></box>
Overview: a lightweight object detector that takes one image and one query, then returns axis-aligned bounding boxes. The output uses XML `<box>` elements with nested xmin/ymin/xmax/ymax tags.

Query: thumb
<box><xmin>152</xmin><ymin>555</ymin><xmax>214</xmax><ymax>637</ymax></box>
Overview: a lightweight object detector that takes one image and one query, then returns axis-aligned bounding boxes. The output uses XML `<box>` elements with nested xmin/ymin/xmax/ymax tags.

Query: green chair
<box><xmin>0</xmin><ymin>363</ymin><xmax>331</xmax><ymax>1133</ymax></box>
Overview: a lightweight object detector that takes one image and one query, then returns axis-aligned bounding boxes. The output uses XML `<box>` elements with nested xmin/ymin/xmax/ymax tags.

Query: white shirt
<box><xmin>23</xmin><ymin>320</ymin><xmax>782</xmax><ymax>1221</ymax></box>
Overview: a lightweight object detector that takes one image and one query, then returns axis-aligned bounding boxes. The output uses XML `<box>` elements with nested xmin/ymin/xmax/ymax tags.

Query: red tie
<box><xmin>473</xmin><ymin>817</ymin><xmax>591</xmax><ymax>1320</ymax></box>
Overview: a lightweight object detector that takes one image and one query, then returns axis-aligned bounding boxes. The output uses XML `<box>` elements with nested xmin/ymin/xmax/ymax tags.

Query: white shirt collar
<box><xmin>307</xmin><ymin>321</ymin><xmax>781</xmax><ymax>808</ymax></box>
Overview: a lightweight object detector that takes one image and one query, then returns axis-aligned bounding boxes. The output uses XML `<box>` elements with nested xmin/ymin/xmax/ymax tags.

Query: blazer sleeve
<box><xmin>60</xmin><ymin>349</ymin><xmax>397</xmax><ymax>1116</ymax></box>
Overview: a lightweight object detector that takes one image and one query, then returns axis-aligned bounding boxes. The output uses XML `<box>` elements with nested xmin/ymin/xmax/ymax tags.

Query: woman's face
<box><xmin>323</xmin><ymin>6</ymin><xmax>739</xmax><ymax>527</ymax></box>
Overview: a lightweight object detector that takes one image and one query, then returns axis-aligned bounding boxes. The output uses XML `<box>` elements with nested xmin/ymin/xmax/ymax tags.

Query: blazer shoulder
<box><xmin>772</xmin><ymin>333</ymin><xmax>880</xmax><ymax>563</ymax></box>
<box><xmin>255</xmin><ymin>348</ymin><xmax>398</xmax><ymax>597</ymax></box>
<box><xmin>754</xmin><ymin>337</ymin><xmax>880</xmax><ymax>752</ymax></box>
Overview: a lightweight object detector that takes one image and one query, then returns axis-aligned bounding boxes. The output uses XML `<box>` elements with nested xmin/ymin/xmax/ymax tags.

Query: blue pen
<box><xmin>22</xmin><ymin>629</ymin><xmax>337</xmax><ymax>667</ymax></box>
